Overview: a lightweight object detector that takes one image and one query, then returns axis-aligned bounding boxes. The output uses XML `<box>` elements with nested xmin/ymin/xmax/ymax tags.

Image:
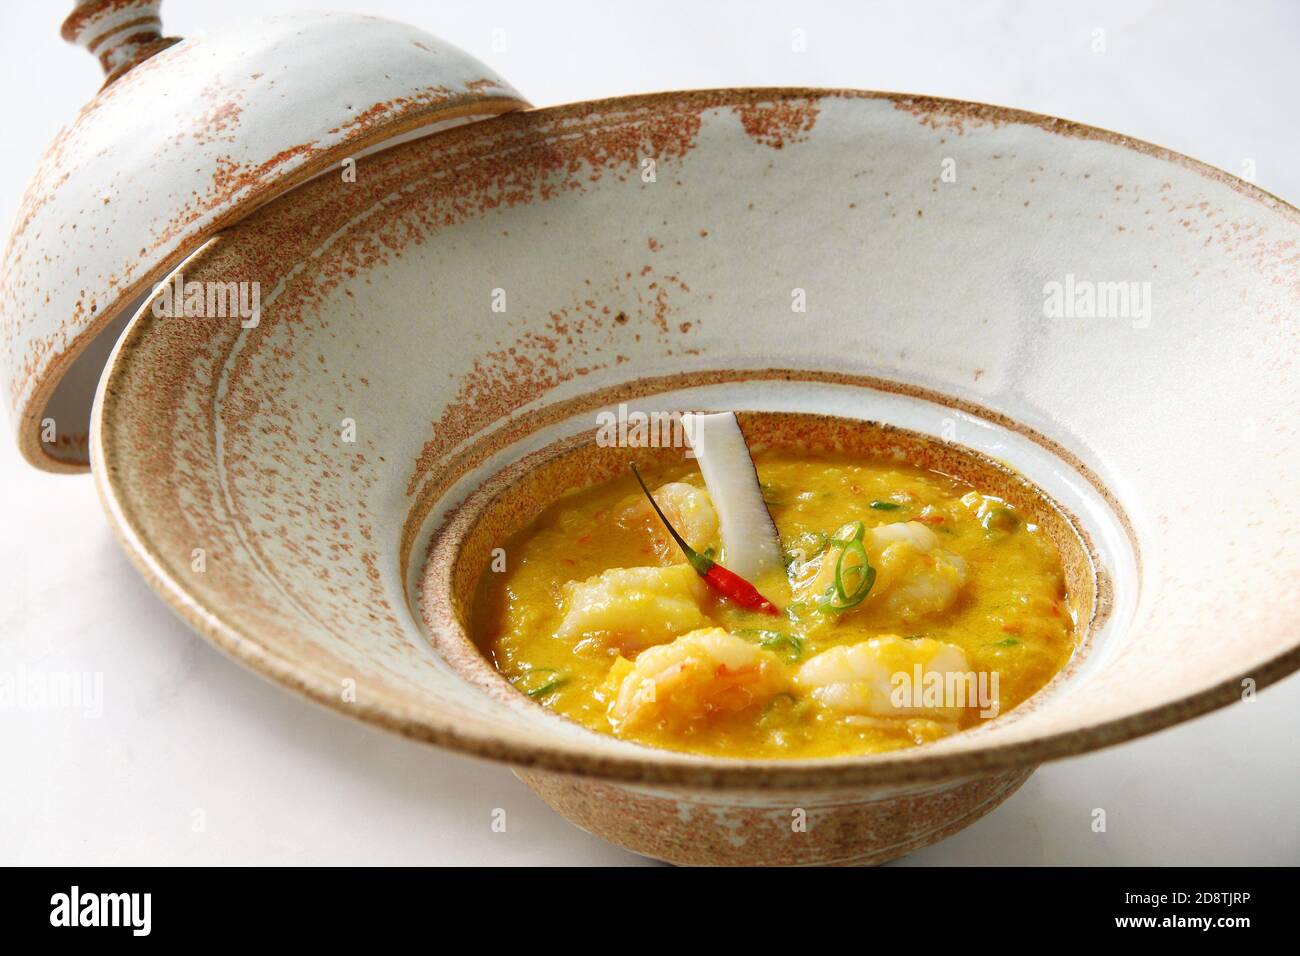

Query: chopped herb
<box><xmin>737</xmin><ymin>628</ymin><xmax>805</xmax><ymax>662</ymax></box>
<box><xmin>797</xmin><ymin>530</ymin><xmax>831</xmax><ymax>553</ymax></box>
<box><xmin>783</xmin><ymin>530</ymin><xmax>830</xmax><ymax>569</ymax></box>
<box><xmin>759</xmin><ymin>692</ymin><xmax>808</xmax><ymax>726</ymax></box>
<box><xmin>982</xmin><ymin>506</ymin><xmax>1020</xmax><ymax>533</ymax></box>
<box><xmin>990</xmin><ymin>637</ymin><xmax>1021</xmax><ymax>647</ymax></box>
<box><xmin>785</xmin><ymin>600</ymin><xmax>811</xmax><ymax>623</ymax></box>
<box><xmin>760</xmin><ymin>481</ymin><xmax>785</xmax><ymax>507</ymax></box>
<box><xmin>869</xmin><ymin>500</ymin><xmax>901</xmax><ymax>511</ymax></box>
<box><xmin>763</xmin><ymin>692</ymin><xmax>799</xmax><ymax>713</ymax></box>
<box><xmin>512</xmin><ymin>668</ymin><xmax>569</xmax><ymax>698</ymax></box>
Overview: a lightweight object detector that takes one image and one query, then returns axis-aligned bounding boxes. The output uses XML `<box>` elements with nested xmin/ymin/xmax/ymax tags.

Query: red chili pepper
<box><xmin>630</xmin><ymin>463</ymin><xmax>781</xmax><ymax>616</ymax></box>
<box><xmin>701</xmin><ymin>562</ymin><xmax>781</xmax><ymax>616</ymax></box>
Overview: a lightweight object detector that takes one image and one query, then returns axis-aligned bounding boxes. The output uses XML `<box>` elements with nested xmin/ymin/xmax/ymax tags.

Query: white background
<box><xmin>1</xmin><ymin>0</ymin><xmax>1297</xmax><ymax>865</ymax></box>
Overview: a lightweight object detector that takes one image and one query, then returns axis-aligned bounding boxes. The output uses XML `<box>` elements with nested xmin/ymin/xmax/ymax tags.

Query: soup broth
<box><xmin>472</xmin><ymin>447</ymin><xmax>1078</xmax><ymax>759</ymax></box>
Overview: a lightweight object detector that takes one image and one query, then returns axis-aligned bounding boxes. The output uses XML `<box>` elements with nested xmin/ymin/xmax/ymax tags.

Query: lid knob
<box><xmin>61</xmin><ymin>0</ymin><xmax>180</xmax><ymax>85</ymax></box>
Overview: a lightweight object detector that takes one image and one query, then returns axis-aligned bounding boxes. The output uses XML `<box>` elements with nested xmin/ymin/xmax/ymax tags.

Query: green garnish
<box><xmin>783</xmin><ymin>530</ymin><xmax>830</xmax><ymax>569</ymax></box>
<box><xmin>796</xmin><ymin>530</ymin><xmax>831</xmax><ymax>554</ymax></box>
<box><xmin>512</xmin><ymin>668</ymin><xmax>569</xmax><ymax>698</ymax></box>
<box><xmin>981</xmin><ymin>504</ymin><xmax>1020</xmax><ymax>533</ymax></box>
<box><xmin>759</xmin><ymin>691</ymin><xmax>806</xmax><ymax>728</ymax></box>
<box><xmin>763</xmin><ymin>693</ymin><xmax>799</xmax><ymax>713</ymax></box>
<box><xmin>991</xmin><ymin>637</ymin><xmax>1021</xmax><ymax>647</ymax></box>
<box><xmin>737</xmin><ymin>628</ymin><xmax>805</xmax><ymax>662</ymax></box>
<box><xmin>830</xmin><ymin>520</ymin><xmax>866</xmax><ymax>546</ymax></box>
<box><xmin>869</xmin><ymin>500</ymin><xmax>901</xmax><ymax>511</ymax></box>
<box><xmin>760</xmin><ymin>481</ymin><xmax>785</xmax><ymax>507</ymax></box>
<box><xmin>820</xmin><ymin>536</ymin><xmax>875</xmax><ymax>613</ymax></box>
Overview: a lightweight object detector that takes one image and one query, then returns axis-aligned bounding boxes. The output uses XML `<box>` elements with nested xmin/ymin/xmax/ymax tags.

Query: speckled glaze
<box><xmin>518</xmin><ymin>768</ymin><xmax>1035</xmax><ymax>866</ymax></box>
<box><xmin>1</xmin><ymin>7</ymin><xmax>526</xmax><ymax>471</ymax></box>
<box><xmin>91</xmin><ymin>89</ymin><xmax>1300</xmax><ymax>865</ymax></box>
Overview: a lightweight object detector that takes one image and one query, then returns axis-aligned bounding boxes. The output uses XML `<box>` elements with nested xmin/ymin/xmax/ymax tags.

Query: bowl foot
<box><xmin>518</xmin><ymin>766</ymin><xmax>1034</xmax><ymax>866</ymax></box>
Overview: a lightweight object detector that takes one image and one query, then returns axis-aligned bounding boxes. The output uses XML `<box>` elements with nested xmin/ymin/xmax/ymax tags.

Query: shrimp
<box><xmin>607</xmin><ymin>627</ymin><xmax>789</xmax><ymax>733</ymax></box>
<box><xmin>869</xmin><ymin>522</ymin><xmax>967</xmax><ymax>620</ymax></box>
<box><xmin>794</xmin><ymin>636</ymin><xmax>972</xmax><ymax>732</ymax></box>
<box><xmin>556</xmin><ymin>564</ymin><xmax>709</xmax><ymax>653</ymax></box>
<box><xmin>793</xmin><ymin>520</ymin><xmax>966</xmax><ymax>622</ymax></box>
<box><xmin>870</xmin><ymin>520</ymin><xmax>941</xmax><ymax>550</ymax></box>
<box><xmin>620</xmin><ymin>481</ymin><xmax>719</xmax><ymax>562</ymax></box>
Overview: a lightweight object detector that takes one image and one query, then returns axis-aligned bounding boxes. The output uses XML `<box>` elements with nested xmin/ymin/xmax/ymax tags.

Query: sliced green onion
<box><xmin>821</xmin><ymin>538</ymin><xmax>875</xmax><ymax>613</ymax></box>
<box><xmin>835</xmin><ymin>540</ymin><xmax>871</xmax><ymax>600</ymax></box>
<box><xmin>869</xmin><ymin>500</ymin><xmax>901</xmax><ymax>511</ymax></box>
<box><xmin>982</xmin><ymin>506</ymin><xmax>1020</xmax><ymax>533</ymax></box>
<box><xmin>512</xmin><ymin>668</ymin><xmax>569</xmax><ymax>698</ymax></box>
<box><xmin>830</xmin><ymin>520</ymin><xmax>866</xmax><ymax>546</ymax></box>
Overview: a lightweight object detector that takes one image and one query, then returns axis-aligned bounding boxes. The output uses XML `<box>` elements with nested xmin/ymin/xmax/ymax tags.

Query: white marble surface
<box><xmin>1</xmin><ymin>0</ymin><xmax>1297</xmax><ymax>865</ymax></box>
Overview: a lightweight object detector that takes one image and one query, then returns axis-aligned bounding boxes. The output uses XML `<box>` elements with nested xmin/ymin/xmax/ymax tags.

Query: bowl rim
<box><xmin>91</xmin><ymin>86</ymin><xmax>1300</xmax><ymax>789</ymax></box>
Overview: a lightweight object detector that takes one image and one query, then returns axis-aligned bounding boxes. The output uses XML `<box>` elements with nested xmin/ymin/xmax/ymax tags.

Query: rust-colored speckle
<box><xmin>81</xmin><ymin>85</ymin><xmax>1300</xmax><ymax>828</ymax></box>
<box><xmin>732</xmin><ymin>99</ymin><xmax>820</xmax><ymax>149</ymax></box>
<box><xmin>1</xmin><ymin>27</ymin><xmax>528</xmax><ymax>470</ymax></box>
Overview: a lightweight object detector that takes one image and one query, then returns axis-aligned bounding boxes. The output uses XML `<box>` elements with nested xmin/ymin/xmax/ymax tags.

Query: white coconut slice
<box><xmin>682</xmin><ymin>411</ymin><xmax>783</xmax><ymax>581</ymax></box>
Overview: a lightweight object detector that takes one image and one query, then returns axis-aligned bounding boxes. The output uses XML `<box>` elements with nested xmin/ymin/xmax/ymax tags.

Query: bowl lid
<box><xmin>0</xmin><ymin>1</ymin><xmax>527</xmax><ymax>471</ymax></box>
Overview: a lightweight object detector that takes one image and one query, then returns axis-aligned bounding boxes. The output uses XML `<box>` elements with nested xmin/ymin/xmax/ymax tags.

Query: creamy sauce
<box><xmin>473</xmin><ymin>449</ymin><xmax>1077</xmax><ymax>759</ymax></box>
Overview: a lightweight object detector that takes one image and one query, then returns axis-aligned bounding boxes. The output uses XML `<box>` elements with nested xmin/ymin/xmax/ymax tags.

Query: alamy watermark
<box><xmin>891</xmin><ymin>666</ymin><xmax>1001</xmax><ymax>718</ymax></box>
<box><xmin>1043</xmin><ymin>273</ymin><xmax>1151</xmax><ymax>328</ymax></box>
<box><xmin>151</xmin><ymin>271</ymin><xmax>260</xmax><ymax>328</ymax></box>
<box><xmin>0</xmin><ymin>665</ymin><xmax>103</xmax><ymax>718</ymax></box>
<box><xmin>595</xmin><ymin>403</ymin><xmax>697</xmax><ymax>455</ymax></box>
<box><xmin>50</xmin><ymin>886</ymin><xmax>150</xmax><ymax>936</ymax></box>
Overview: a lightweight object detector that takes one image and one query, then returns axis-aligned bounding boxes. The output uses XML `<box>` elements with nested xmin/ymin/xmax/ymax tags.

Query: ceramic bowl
<box><xmin>92</xmin><ymin>89</ymin><xmax>1300</xmax><ymax>865</ymax></box>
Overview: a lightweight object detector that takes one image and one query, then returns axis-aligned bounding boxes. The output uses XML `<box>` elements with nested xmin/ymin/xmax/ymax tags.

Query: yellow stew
<box><xmin>473</xmin><ymin>449</ymin><xmax>1077</xmax><ymax>758</ymax></box>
